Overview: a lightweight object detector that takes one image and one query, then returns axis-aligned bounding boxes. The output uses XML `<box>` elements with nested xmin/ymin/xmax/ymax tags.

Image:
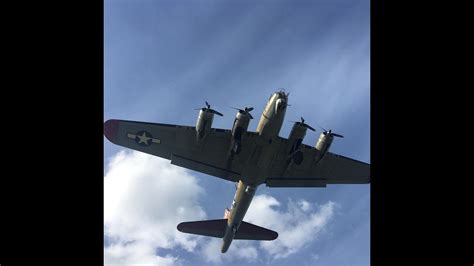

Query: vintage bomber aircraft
<box><xmin>103</xmin><ymin>90</ymin><xmax>370</xmax><ymax>253</ymax></box>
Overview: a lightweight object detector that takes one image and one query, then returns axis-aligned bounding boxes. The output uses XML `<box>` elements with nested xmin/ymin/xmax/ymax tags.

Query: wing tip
<box><xmin>104</xmin><ymin>119</ymin><xmax>119</xmax><ymax>142</ymax></box>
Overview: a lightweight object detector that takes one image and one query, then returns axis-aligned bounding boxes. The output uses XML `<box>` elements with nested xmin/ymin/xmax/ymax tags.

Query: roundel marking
<box><xmin>135</xmin><ymin>130</ymin><xmax>153</xmax><ymax>146</ymax></box>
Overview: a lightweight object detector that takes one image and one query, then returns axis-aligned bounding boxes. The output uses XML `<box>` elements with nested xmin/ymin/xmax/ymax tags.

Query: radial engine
<box><xmin>195</xmin><ymin>101</ymin><xmax>223</xmax><ymax>142</ymax></box>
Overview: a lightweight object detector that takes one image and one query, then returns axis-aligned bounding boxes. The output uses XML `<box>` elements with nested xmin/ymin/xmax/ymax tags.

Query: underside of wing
<box><xmin>265</xmin><ymin>178</ymin><xmax>328</xmax><ymax>187</ymax></box>
<box><xmin>313</xmin><ymin>152</ymin><xmax>370</xmax><ymax>184</ymax></box>
<box><xmin>266</xmin><ymin>140</ymin><xmax>370</xmax><ymax>187</ymax></box>
<box><xmin>104</xmin><ymin>119</ymin><xmax>256</xmax><ymax>182</ymax></box>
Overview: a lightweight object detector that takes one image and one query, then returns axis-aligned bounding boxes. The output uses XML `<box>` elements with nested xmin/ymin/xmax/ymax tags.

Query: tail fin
<box><xmin>177</xmin><ymin>219</ymin><xmax>278</xmax><ymax>241</ymax></box>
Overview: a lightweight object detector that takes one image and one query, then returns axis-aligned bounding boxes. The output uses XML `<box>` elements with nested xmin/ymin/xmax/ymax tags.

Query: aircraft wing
<box><xmin>266</xmin><ymin>138</ymin><xmax>370</xmax><ymax>187</ymax></box>
<box><xmin>104</xmin><ymin>119</ymin><xmax>254</xmax><ymax>183</ymax></box>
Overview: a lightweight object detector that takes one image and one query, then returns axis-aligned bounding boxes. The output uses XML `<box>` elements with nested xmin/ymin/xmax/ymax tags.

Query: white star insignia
<box><xmin>137</xmin><ymin>131</ymin><xmax>151</xmax><ymax>145</ymax></box>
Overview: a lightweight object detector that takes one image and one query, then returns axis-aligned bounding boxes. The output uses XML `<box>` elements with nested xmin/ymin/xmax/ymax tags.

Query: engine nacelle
<box><xmin>287</xmin><ymin>123</ymin><xmax>307</xmax><ymax>154</ymax></box>
<box><xmin>232</xmin><ymin>111</ymin><xmax>251</xmax><ymax>140</ymax></box>
<box><xmin>229</xmin><ymin>111</ymin><xmax>251</xmax><ymax>155</ymax></box>
<box><xmin>315</xmin><ymin>132</ymin><xmax>334</xmax><ymax>161</ymax></box>
<box><xmin>196</xmin><ymin>110</ymin><xmax>214</xmax><ymax>142</ymax></box>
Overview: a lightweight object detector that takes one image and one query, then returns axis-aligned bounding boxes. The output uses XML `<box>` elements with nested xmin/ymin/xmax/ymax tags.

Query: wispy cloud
<box><xmin>105</xmin><ymin>241</ymin><xmax>178</xmax><ymax>266</ymax></box>
<box><xmin>105</xmin><ymin>1</ymin><xmax>369</xmax><ymax>264</ymax></box>
<box><xmin>198</xmin><ymin>195</ymin><xmax>338</xmax><ymax>263</ymax></box>
<box><xmin>200</xmin><ymin>238</ymin><xmax>259</xmax><ymax>264</ymax></box>
<box><xmin>104</xmin><ymin>151</ymin><xmax>340</xmax><ymax>265</ymax></box>
<box><xmin>104</xmin><ymin>150</ymin><xmax>207</xmax><ymax>265</ymax></box>
<box><xmin>246</xmin><ymin>195</ymin><xmax>338</xmax><ymax>259</ymax></box>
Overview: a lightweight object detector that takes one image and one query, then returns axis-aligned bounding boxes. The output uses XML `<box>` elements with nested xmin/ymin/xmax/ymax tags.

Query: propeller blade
<box><xmin>199</xmin><ymin>101</ymin><xmax>223</xmax><ymax>116</ymax></box>
<box><xmin>231</xmin><ymin>106</ymin><xmax>253</xmax><ymax>119</ymax></box>
<box><xmin>302</xmin><ymin>117</ymin><xmax>315</xmax><ymax>131</ymax></box>
<box><xmin>321</xmin><ymin>128</ymin><xmax>343</xmax><ymax>138</ymax></box>
<box><xmin>290</xmin><ymin>117</ymin><xmax>316</xmax><ymax>131</ymax></box>
<box><xmin>211</xmin><ymin>109</ymin><xmax>224</xmax><ymax>116</ymax></box>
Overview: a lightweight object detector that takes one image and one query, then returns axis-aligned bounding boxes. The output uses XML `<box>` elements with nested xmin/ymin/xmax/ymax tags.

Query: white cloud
<box><xmin>199</xmin><ymin>195</ymin><xmax>337</xmax><ymax>263</ymax></box>
<box><xmin>298</xmin><ymin>199</ymin><xmax>311</xmax><ymax>212</ymax></box>
<box><xmin>104</xmin><ymin>150</ymin><xmax>338</xmax><ymax>265</ymax></box>
<box><xmin>201</xmin><ymin>238</ymin><xmax>222</xmax><ymax>264</ymax></box>
<box><xmin>245</xmin><ymin>195</ymin><xmax>338</xmax><ymax>259</ymax></box>
<box><xmin>200</xmin><ymin>238</ymin><xmax>259</xmax><ymax>264</ymax></box>
<box><xmin>104</xmin><ymin>150</ymin><xmax>207</xmax><ymax>265</ymax></box>
<box><xmin>104</xmin><ymin>241</ymin><xmax>178</xmax><ymax>266</ymax></box>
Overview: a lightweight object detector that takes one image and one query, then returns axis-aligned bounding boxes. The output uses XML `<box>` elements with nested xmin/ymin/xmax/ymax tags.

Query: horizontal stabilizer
<box><xmin>177</xmin><ymin>219</ymin><xmax>227</xmax><ymax>238</ymax></box>
<box><xmin>177</xmin><ymin>219</ymin><xmax>278</xmax><ymax>241</ymax></box>
<box><xmin>234</xmin><ymin>221</ymin><xmax>278</xmax><ymax>240</ymax></box>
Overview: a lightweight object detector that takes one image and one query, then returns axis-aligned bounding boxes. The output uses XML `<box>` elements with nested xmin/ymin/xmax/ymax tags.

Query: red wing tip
<box><xmin>104</xmin><ymin>119</ymin><xmax>119</xmax><ymax>142</ymax></box>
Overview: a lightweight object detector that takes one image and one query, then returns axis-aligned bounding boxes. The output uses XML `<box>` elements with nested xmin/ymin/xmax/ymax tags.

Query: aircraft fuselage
<box><xmin>221</xmin><ymin>90</ymin><xmax>288</xmax><ymax>253</ymax></box>
<box><xmin>256</xmin><ymin>91</ymin><xmax>288</xmax><ymax>139</ymax></box>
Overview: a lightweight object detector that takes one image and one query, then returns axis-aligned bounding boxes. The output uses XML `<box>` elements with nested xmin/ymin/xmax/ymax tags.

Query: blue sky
<box><xmin>104</xmin><ymin>0</ymin><xmax>370</xmax><ymax>265</ymax></box>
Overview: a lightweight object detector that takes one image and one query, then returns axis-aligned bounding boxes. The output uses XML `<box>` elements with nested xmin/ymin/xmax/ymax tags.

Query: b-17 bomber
<box><xmin>104</xmin><ymin>90</ymin><xmax>370</xmax><ymax>253</ymax></box>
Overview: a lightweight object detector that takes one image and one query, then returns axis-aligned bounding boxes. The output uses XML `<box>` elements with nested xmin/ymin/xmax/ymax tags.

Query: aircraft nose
<box><xmin>104</xmin><ymin>119</ymin><xmax>119</xmax><ymax>142</ymax></box>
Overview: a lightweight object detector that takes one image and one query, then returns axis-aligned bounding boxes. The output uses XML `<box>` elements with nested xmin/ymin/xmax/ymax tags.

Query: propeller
<box><xmin>195</xmin><ymin>101</ymin><xmax>223</xmax><ymax>116</ymax></box>
<box><xmin>313</xmin><ymin>122</ymin><xmax>343</xmax><ymax>138</ymax></box>
<box><xmin>320</xmin><ymin>127</ymin><xmax>344</xmax><ymax>138</ymax></box>
<box><xmin>231</xmin><ymin>106</ymin><xmax>254</xmax><ymax>119</ymax></box>
<box><xmin>290</xmin><ymin>117</ymin><xmax>316</xmax><ymax>131</ymax></box>
<box><xmin>277</xmin><ymin>89</ymin><xmax>290</xmax><ymax>98</ymax></box>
